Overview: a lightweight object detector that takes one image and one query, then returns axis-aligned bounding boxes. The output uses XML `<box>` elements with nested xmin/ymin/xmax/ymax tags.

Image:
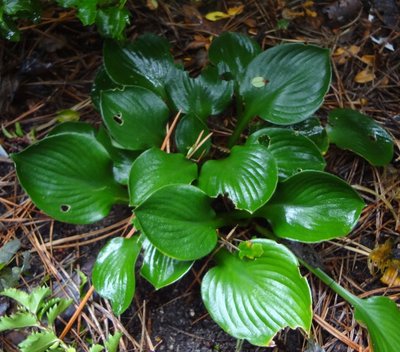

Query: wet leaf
<box><xmin>135</xmin><ymin>185</ymin><xmax>219</xmax><ymax>261</ymax></box>
<box><xmin>12</xmin><ymin>133</ymin><xmax>127</xmax><ymax>224</ymax></box>
<box><xmin>240</xmin><ymin>43</ymin><xmax>331</xmax><ymax>125</ymax></box>
<box><xmin>327</xmin><ymin>108</ymin><xmax>393</xmax><ymax>166</ymax></box>
<box><xmin>202</xmin><ymin>239</ymin><xmax>311</xmax><ymax>346</ymax></box>
<box><xmin>140</xmin><ymin>238</ymin><xmax>193</xmax><ymax>290</ymax></box>
<box><xmin>129</xmin><ymin>148</ymin><xmax>197</xmax><ymax>206</ymax></box>
<box><xmin>198</xmin><ymin>145</ymin><xmax>278</xmax><ymax>213</ymax></box>
<box><xmin>93</xmin><ymin>237</ymin><xmax>141</xmax><ymax>315</ymax></box>
<box><xmin>259</xmin><ymin>171</ymin><xmax>365</xmax><ymax>242</ymax></box>
<box><xmin>247</xmin><ymin>128</ymin><xmax>326</xmax><ymax>179</ymax></box>
<box><xmin>100</xmin><ymin>86</ymin><xmax>169</xmax><ymax>151</ymax></box>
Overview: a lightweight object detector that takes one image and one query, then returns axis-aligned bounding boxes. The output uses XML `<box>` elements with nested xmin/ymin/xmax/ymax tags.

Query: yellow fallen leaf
<box><xmin>282</xmin><ymin>8</ymin><xmax>304</xmax><ymax>19</ymax></box>
<box><xmin>354</xmin><ymin>67</ymin><xmax>375</xmax><ymax>83</ymax></box>
<box><xmin>305</xmin><ymin>8</ymin><xmax>317</xmax><ymax>17</ymax></box>
<box><xmin>206</xmin><ymin>5</ymin><xmax>244</xmax><ymax>21</ymax></box>
<box><xmin>381</xmin><ymin>266</ymin><xmax>400</xmax><ymax>286</ymax></box>
<box><xmin>227</xmin><ymin>5</ymin><xmax>245</xmax><ymax>16</ymax></box>
<box><xmin>146</xmin><ymin>0</ymin><xmax>158</xmax><ymax>10</ymax></box>
<box><xmin>303</xmin><ymin>1</ymin><xmax>314</xmax><ymax>7</ymax></box>
<box><xmin>360</xmin><ymin>54</ymin><xmax>375</xmax><ymax>65</ymax></box>
<box><xmin>205</xmin><ymin>11</ymin><xmax>230</xmax><ymax>21</ymax></box>
<box><xmin>333</xmin><ymin>45</ymin><xmax>360</xmax><ymax>65</ymax></box>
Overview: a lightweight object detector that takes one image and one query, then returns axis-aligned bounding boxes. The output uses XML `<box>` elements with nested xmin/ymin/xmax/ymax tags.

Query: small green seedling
<box><xmin>0</xmin><ymin>286</ymin><xmax>121</xmax><ymax>352</ymax></box>
<box><xmin>11</xmin><ymin>32</ymin><xmax>398</xmax><ymax>350</ymax></box>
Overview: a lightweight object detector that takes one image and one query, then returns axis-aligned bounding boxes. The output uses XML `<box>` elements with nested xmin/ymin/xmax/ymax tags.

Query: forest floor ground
<box><xmin>0</xmin><ymin>0</ymin><xmax>399</xmax><ymax>351</ymax></box>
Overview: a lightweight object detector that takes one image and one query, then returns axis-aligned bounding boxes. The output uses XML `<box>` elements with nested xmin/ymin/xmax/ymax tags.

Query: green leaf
<box><xmin>1</xmin><ymin>286</ymin><xmax>50</xmax><ymax>314</ymax></box>
<box><xmin>209</xmin><ymin>32</ymin><xmax>261</xmax><ymax>82</ymax></box>
<box><xmin>96</xmin><ymin>7</ymin><xmax>130</xmax><ymax>40</ymax></box>
<box><xmin>129</xmin><ymin>148</ymin><xmax>197</xmax><ymax>206</ymax></box>
<box><xmin>19</xmin><ymin>331</ymin><xmax>59</xmax><ymax>352</ymax></box>
<box><xmin>12</xmin><ymin>133</ymin><xmax>127</xmax><ymax>224</ymax></box>
<box><xmin>290</xmin><ymin>116</ymin><xmax>329</xmax><ymax>154</ymax></box>
<box><xmin>201</xmin><ymin>239</ymin><xmax>312</xmax><ymax>346</ymax></box>
<box><xmin>0</xmin><ymin>239</ymin><xmax>21</xmax><ymax>271</ymax></box>
<box><xmin>166</xmin><ymin>66</ymin><xmax>233</xmax><ymax>120</ymax></box>
<box><xmin>140</xmin><ymin>238</ymin><xmax>193</xmax><ymax>290</ymax></box>
<box><xmin>91</xmin><ymin>66</ymin><xmax>121</xmax><ymax>111</ymax></box>
<box><xmin>49</xmin><ymin>122</ymin><xmax>139</xmax><ymax>185</ymax></box>
<box><xmin>238</xmin><ymin>241</ymin><xmax>264</xmax><ymax>260</ymax></box>
<box><xmin>100</xmin><ymin>86</ymin><xmax>169</xmax><ymax>151</ymax></box>
<box><xmin>175</xmin><ymin>114</ymin><xmax>211</xmax><ymax>158</ymax></box>
<box><xmin>240</xmin><ymin>43</ymin><xmax>331</xmax><ymax>125</ymax></box>
<box><xmin>353</xmin><ymin>296</ymin><xmax>400</xmax><ymax>352</ymax></box>
<box><xmin>0</xmin><ymin>14</ymin><xmax>21</xmax><ymax>41</ymax></box>
<box><xmin>326</xmin><ymin>108</ymin><xmax>394</xmax><ymax>166</ymax></box>
<box><xmin>92</xmin><ymin>237</ymin><xmax>141</xmax><ymax>315</ymax></box>
<box><xmin>104</xmin><ymin>332</ymin><xmax>122</xmax><ymax>352</ymax></box>
<box><xmin>46</xmin><ymin>298</ymin><xmax>73</xmax><ymax>326</ymax></box>
<box><xmin>89</xmin><ymin>345</ymin><xmax>104</xmax><ymax>352</ymax></box>
<box><xmin>3</xmin><ymin>0</ymin><xmax>41</xmax><ymax>20</ymax></box>
<box><xmin>246</xmin><ymin>128</ymin><xmax>326</xmax><ymax>179</ymax></box>
<box><xmin>0</xmin><ymin>312</ymin><xmax>38</xmax><ymax>331</ymax></box>
<box><xmin>75</xmin><ymin>0</ymin><xmax>97</xmax><ymax>25</ymax></box>
<box><xmin>135</xmin><ymin>185</ymin><xmax>219</xmax><ymax>261</ymax></box>
<box><xmin>103</xmin><ymin>34</ymin><xmax>175</xmax><ymax>98</ymax></box>
<box><xmin>96</xmin><ymin>126</ymin><xmax>140</xmax><ymax>185</ymax></box>
<box><xmin>259</xmin><ymin>171</ymin><xmax>365</xmax><ymax>242</ymax></box>
<box><xmin>198</xmin><ymin>145</ymin><xmax>278</xmax><ymax>213</ymax></box>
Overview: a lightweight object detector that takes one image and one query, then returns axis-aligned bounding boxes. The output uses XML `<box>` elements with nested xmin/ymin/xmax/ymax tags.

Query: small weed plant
<box><xmin>0</xmin><ymin>0</ymin><xmax>130</xmax><ymax>41</ymax></box>
<box><xmin>0</xmin><ymin>286</ymin><xmax>121</xmax><ymax>351</ymax></box>
<box><xmin>10</xmin><ymin>32</ymin><xmax>400</xmax><ymax>350</ymax></box>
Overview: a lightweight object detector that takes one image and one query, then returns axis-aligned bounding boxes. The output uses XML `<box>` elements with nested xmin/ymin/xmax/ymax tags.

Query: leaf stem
<box><xmin>228</xmin><ymin>110</ymin><xmax>253</xmax><ymax>148</ymax></box>
<box><xmin>235</xmin><ymin>339</ymin><xmax>244</xmax><ymax>352</ymax></box>
<box><xmin>299</xmin><ymin>259</ymin><xmax>360</xmax><ymax>307</ymax></box>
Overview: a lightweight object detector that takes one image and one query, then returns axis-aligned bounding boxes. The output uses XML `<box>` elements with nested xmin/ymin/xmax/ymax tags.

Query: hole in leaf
<box><xmin>113</xmin><ymin>113</ymin><xmax>124</xmax><ymax>126</ymax></box>
<box><xmin>251</xmin><ymin>76</ymin><xmax>269</xmax><ymax>88</ymax></box>
<box><xmin>60</xmin><ymin>204</ymin><xmax>71</xmax><ymax>213</ymax></box>
<box><xmin>257</xmin><ymin>135</ymin><xmax>270</xmax><ymax>147</ymax></box>
<box><xmin>296</xmin><ymin>168</ymin><xmax>303</xmax><ymax>173</ymax></box>
<box><xmin>220</xmin><ymin>72</ymin><xmax>233</xmax><ymax>81</ymax></box>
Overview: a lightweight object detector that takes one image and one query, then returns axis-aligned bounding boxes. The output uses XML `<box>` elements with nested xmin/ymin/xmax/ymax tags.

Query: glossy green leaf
<box><xmin>91</xmin><ymin>66</ymin><xmax>121</xmax><ymax>111</ymax></box>
<box><xmin>240</xmin><ymin>43</ymin><xmax>331</xmax><ymax>125</ymax></box>
<box><xmin>353</xmin><ymin>296</ymin><xmax>400</xmax><ymax>352</ymax></box>
<box><xmin>19</xmin><ymin>331</ymin><xmax>59</xmax><ymax>352</ymax></box>
<box><xmin>0</xmin><ymin>312</ymin><xmax>38</xmax><ymax>331</ymax></box>
<box><xmin>103</xmin><ymin>34</ymin><xmax>175</xmax><ymax>97</ymax></box>
<box><xmin>74</xmin><ymin>0</ymin><xmax>97</xmax><ymax>25</ymax></box>
<box><xmin>166</xmin><ymin>66</ymin><xmax>233</xmax><ymax>120</ymax></box>
<box><xmin>49</xmin><ymin>122</ymin><xmax>139</xmax><ymax>185</ymax></box>
<box><xmin>100</xmin><ymin>86</ymin><xmax>169</xmax><ymax>150</ymax></box>
<box><xmin>96</xmin><ymin>7</ymin><xmax>130</xmax><ymax>40</ymax></box>
<box><xmin>96</xmin><ymin>126</ymin><xmax>140</xmax><ymax>185</ymax></box>
<box><xmin>290</xmin><ymin>116</ymin><xmax>329</xmax><ymax>154</ymax></box>
<box><xmin>175</xmin><ymin>115</ymin><xmax>211</xmax><ymax>158</ymax></box>
<box><xmin>92</xmin><ymin>237</ymin><xmax>141</xmax><ymax>315</ymax></box>
<box><xmin>135</xmin><ymin>185</ymin><xmax>219</xmax><ymax>261</ymax></box>
<box><xmin>129</xmin><ymin>148</ymin><xmax>197</xmax><ymax>206</ymax></box>
<box><xmin>209</xmin><ymin>32</ymin><xmax>261</xmax><ymax>82</ymax></box>
<box><xmin>259</xmin><ymin>171</ymin><xmax>364</xmax><ymax>242</ymax></box>
<box><xmin>198</xmin><ymin>145</ymin><xmax>278</xmax><ymax>213</ymax></box>
<box><xmin>12</xmin><ymin>133</ymin><xmax>127</xmax><ymax>224</ymax></box>
<box><xmin>246</xmin><ymin>128</ymin><xmax>326</xmax><ymax>179</ymax></box>
<box><xmin>327</xmin><ymin>109</ymin><xmax>394</xmax><ymax>166</ymax></box>
<box><xmin>140</xmin><ymin>238</ymin><xmax>193</xmax><ymax>290</ymax></box>
<box><xmin>201</xmin><ymin>239</ymin><xmax>312</xmax><ymax>346</ymax></box>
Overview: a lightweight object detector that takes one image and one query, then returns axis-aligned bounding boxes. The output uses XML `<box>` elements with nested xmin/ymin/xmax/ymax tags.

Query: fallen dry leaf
<box><xmin>205</xmin><ymin>5</ymin><xmax>244</xmax><ymax>22</ymax></box>
<box><xmin>360</xmin><ymin>54</ymin><xmax>375</xmax><ymax>65</ymax></box>
<box><xmin>354</xmin><ymin>67</ymin><xmax>375</xmax><ymax>83</ymax></box>
<box><xmin>332</xmin><ymin>45</ymin><xmax>360</xmax><ymax>65</ymax></box>
<box><xmin>368</xmin><ymin>239</ymin><xmax>400</xmax><ymax>286</ymax></box>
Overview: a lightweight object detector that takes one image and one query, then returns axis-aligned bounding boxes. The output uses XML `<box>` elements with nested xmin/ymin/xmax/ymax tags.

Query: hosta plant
<box><xmin>11</xmin><ymin>32</ymin><xmax>399</xmax><ymax>350</ymax></box>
